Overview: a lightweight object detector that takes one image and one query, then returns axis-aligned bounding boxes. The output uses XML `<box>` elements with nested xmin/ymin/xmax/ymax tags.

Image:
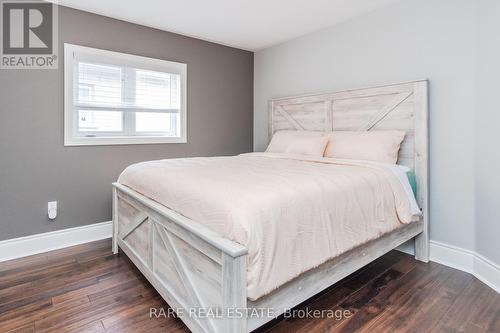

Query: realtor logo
<box><xmin>1</xmin><ymin>0</ymin><xmax>58</xmax><ymax>69</ymax></box>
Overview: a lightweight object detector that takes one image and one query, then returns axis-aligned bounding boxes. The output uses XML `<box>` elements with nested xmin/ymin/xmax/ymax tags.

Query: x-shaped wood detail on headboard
<box><xmin>357</xmin><ymin>91</ymin><xmax>413</xmax><ymax>131</ymax></box>
<box><xmin>275</xmin><ymin>91</ymin><xmax>413</xmax><ymax>132</ymax></box>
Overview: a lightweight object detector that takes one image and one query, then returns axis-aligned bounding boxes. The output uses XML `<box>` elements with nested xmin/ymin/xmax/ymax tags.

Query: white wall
<box><xmin>255</xmin><ymin>0</ymin><xmax>491</xmax><ymax>259</ymax></box>
<box><xmin>476</xmin><ymin>0</ymin><xmax>500</xmax><ymax>264</ymax></box>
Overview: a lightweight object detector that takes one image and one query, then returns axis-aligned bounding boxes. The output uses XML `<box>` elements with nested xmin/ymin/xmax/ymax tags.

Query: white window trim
<box><xmin>64</xmin><ymin>43</ymin><xmax>187</xmax><ymax>146</ymax></box>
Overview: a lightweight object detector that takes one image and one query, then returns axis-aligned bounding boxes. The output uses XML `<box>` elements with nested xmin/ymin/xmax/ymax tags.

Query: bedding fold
<box><xmin>118</xmin><ymin>152</ymin><xmax>419</xmax><ymax>300</ymax></box>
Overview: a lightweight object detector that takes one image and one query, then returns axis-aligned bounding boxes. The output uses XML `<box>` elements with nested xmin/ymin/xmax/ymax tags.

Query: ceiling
<box><xmin>53</xmin><ymin>0</ymin><xmax>401</xmax><ymax>51</ymax></box>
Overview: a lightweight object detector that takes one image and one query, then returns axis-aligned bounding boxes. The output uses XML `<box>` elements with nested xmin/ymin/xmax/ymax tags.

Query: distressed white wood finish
<box><xmin>112</xmin><ymin>187</ymin><xmax>118</xmax><ymax>254</ymax></box>
<box><xmin>269</xmin><ymin>80</ymin><xmax>429</xmax><ymax>262</ymax></box>
<box><xmin>270</xmin><ymin>81</ymin><xmax>427</xmax><ymax>170</ymax></box>
<box><xmin>412</xmin><ymin>81</ymin><xmax>430</xmax><ymax>262</ymax></box>
<box><xmin>112</xmin><ymin>81</ymin><xmax>429</xmax><ymax>333</ymax></box>
<box><xmin>113</xmin><ymin>183</ymin><xmax>247</xmax><ymax>333</ymax></box>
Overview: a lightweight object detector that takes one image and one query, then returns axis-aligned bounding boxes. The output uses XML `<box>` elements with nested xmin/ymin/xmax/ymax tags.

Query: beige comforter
<box><xmin>118</xmin><ymin>153</ymin><xmax>417</xmax><ymax>300</ymax></box>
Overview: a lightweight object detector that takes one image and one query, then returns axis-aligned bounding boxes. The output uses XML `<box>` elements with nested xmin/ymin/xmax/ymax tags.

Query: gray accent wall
<box><xmin>0</xmin><ymin>6</ymin><xmax>253</xmax><ymax>241</ymax></box>
<box><xmin>255</xmin><ymin>0</ymin><xmax>500</xmax><ymax>265</ymax></box>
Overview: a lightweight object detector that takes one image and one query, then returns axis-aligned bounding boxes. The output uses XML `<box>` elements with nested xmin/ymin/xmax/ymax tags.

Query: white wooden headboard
<box><xmin>269</xmin><ymin>80</ymin><xmax>429</xmax><ymax>212</ymax></box>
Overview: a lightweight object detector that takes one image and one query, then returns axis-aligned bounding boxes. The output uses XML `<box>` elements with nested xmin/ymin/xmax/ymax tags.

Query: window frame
<box><xmin>64</xmin><ymin>43</ymin><xmax>187</xmax><ymax>146</ymax></box>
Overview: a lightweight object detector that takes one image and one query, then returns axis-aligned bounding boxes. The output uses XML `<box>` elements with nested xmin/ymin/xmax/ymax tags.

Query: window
<box><xmin>64</xmin><ymin>44</ymin><xmax>187</xmax><ymax>146</ymax></box>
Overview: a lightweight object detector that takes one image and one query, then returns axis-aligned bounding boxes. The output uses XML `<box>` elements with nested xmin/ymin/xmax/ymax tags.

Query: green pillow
<box><xmin>406</xmin><ymin>171</ymin><xmax>417</xmax><ymax>197</ymax></box>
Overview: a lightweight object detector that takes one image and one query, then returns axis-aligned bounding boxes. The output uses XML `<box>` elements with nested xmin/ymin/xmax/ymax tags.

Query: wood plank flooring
<box><xmin>0</xmin><ymin>239</ymin><xmax>498</xmax><ymax>332</ymax></box>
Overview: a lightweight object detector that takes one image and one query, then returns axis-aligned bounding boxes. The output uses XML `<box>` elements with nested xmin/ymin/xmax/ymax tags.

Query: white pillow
<box><xmin>324</xmin><ymin>131</ymin><xmax>406</xmax><ymax>164</ymax></box>
<box><xmin>266</xmin><ymin>130</ymin><xmax>328</xmax><ymax>157</ymax></box>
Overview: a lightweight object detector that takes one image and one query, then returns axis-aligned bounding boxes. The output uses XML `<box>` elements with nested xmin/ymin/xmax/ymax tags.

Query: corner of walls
<box><xmin>397</xmin><ymin>240</ymin><xmax>500</xmax><ymax>294</ymax></box>
<box><xmin>0</xmin><ymin>5</ymin><xmax>254</xmax><ymax>243</ymax></box>
<box><xmin>474</xmin><ymin>0</ymin><xmax>500</xmax><ymax>269</ymax></box>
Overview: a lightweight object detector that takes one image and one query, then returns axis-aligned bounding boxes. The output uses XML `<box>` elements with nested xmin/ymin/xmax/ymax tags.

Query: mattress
<box><xmin>118</xmin><ymin>153</ymin><xmax>420</xmax><ymax>300</ymax></box>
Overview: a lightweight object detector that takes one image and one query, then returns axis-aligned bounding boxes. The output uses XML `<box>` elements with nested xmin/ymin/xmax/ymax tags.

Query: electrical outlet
<box><xmin>48</xmin><ymin>201</ymin><xmax>57</xmax><ymax>220</ymax></box>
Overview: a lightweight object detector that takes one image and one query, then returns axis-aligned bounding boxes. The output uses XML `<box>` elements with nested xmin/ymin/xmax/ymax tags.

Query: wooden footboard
<box><xmin>112</xmin><ymin>183</ymin><xmax>248</xmax><ymax>333</ymax></box>
<box><xmin>113</xmin><ymin>182</ymin><xmax>425</xmax><ymax>333</ymax></box>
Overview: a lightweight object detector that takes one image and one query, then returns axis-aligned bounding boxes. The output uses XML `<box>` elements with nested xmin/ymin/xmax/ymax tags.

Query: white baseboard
<box><xmin>0</xmin><ymin>221</ymin><xmax>112</xmax><ymax>262</ymax></box>
<box><xmin>1</xmin><ymin>222</ymin><xmax>498</xmax><ymax>294</ymax></box>
<box><xmin>397</xmin><ymin>240</ymin><xmax>500</xmax><ymax>294</ymax></box>
<box><xmin>428</xmin><ymin>240</ymin><xmax>475</xmax><ymax>273</ymax></box>
<box><xmin>473</xmin><ymin>252</ymin><xmax>500</xmax><ymax>294</ymax></box>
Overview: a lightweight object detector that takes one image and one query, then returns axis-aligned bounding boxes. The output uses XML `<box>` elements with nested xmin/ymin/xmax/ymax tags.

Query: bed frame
<box><xmin>112</xmin><ymin>80</ymin><xmax>429</xmax><ymax>333</ymax></box>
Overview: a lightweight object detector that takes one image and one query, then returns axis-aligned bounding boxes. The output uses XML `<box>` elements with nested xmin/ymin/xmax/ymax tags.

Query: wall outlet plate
<box><xmin>48</xmin><ymin>201</ymin><xmax>57</xmax><ymax>220</ymax></box>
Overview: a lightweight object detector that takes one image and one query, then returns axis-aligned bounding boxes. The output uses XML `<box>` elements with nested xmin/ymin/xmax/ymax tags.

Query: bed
<box><xmin>112</xmin><ymin>80</ymin><xmax>429</xmax><ymax>333</ymax></box>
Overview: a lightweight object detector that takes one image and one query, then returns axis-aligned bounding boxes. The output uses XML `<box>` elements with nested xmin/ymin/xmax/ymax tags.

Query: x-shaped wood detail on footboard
<box><xmin>115</xmin><ymin>189</ymin><xmax>246</xmax><ymax>333</ymax></box>
<box><xmin>154</xmin><ymin>223</ymin><xmax>218</xmax><ymax>333</ymax></box>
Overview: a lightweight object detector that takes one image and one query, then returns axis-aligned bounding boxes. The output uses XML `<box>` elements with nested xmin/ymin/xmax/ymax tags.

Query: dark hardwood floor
<box><xmin>0</xmin><ymin>239</ymin><xmax>498</xmax><ymax>333</ymax></box>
